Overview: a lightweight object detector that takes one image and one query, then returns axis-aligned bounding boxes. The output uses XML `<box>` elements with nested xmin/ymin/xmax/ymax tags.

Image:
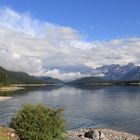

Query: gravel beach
<box><xmin>64</xmin><ymin>128</ymin><xmax>140</xmax><ymax>140</ymax></box>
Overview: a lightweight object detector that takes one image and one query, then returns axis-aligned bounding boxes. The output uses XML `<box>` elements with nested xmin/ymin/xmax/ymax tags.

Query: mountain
<box><xmin>68</xmin><ymin>77</ymin><xmax>104</xmax><ymax>84</ymax></box>
<box><xmin>0</xmin><ymin>66</ymin><xmax>43</xmax><ymax>85</ymax></box>
<box><xmin>70</xmin><ymin>63</ymin><xmax>140</xmax><ymax>83</ymax></box>
<box><xmin>0</xmin><ymin>66</ymin><xmax>64</xmax><ymax>85</ymax></box>
<box><xmin>1</xmin><ymin>63</ymin><xmax>140</xmax><ymax>86</ymax></box>
<box><xmin>120</xmin><ymin>67</ymin><xmax>140</xmax><ymax>80</ymax></box>
<box><xmin>37</xmin><ymin>76</ymin><xmax>64</xmax><ymax>84</ymax></box>
<box><xmin>85</xmin><ymin>63</ymin><xmax>140</xmax><ymax>81</ymax></box>
<box><xmin>0</xmin><ymin>67</ymin><xmax>9</xmax><ymax>86</ymax></box>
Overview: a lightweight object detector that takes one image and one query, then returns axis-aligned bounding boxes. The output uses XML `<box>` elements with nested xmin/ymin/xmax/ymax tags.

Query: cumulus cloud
<box><xmin>0</xmin><ymin>7</ymin><xmax>140</xmax><ymax>80</ymax></box>
<box><xmin>39</xmin><ymin>69</ymin><xmax>82</xmax><ymax>81</ymax></box>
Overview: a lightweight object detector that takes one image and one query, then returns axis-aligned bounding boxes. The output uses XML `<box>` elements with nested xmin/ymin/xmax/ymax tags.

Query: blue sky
<box><xmin>0</xmin><ymin>0</ymin><xmax>140</xmax><ymax>80</ymax></box>
<box><xmin>0</xmin><ymin>0</ymin><xmax>140</xmax><ymax>41</ymax></box>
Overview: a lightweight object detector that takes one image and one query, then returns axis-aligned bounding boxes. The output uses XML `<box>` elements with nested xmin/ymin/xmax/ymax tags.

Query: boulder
<box><xmin>64</xmin><ymin>128</ymin><xmax>140</xmax><ymax>140</ymax></box>
<box><xmin>0</xmin><ymin>126</ymin><xmax>20</xmax><ymax>140</ymax></box>
<box><xmin>84</xmin><ymin>129</ymin><xmax>108</xmax><ymax>140</ymax></box>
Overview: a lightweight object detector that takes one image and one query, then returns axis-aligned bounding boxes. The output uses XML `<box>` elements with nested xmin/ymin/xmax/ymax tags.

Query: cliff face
<box><xmin>0</xmin><ymin>126</ymin><xmax>20</xmax><ymax>140</ymax></box>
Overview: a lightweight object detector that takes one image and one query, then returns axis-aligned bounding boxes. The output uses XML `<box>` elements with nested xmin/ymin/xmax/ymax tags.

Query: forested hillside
<box><xmin>0</xmin><ymin>66</ymin><xmax>43</xmax><ymax>85</ymax></box>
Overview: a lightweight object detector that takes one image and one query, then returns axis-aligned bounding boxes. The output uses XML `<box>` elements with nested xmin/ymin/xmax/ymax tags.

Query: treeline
<box><xmin>0</xmin><ymin>70</ymin><xmax>9</xmax><ymax>86</ymax></box>
<box><xmin>0</xmin><ymin>66</ymin><xmax>64</xmax><ymax>86</ymax></box>
<box><xmin>0</xmin><ymin>65</ymin><xmax>45</xmax><ymax>86</ymax></box>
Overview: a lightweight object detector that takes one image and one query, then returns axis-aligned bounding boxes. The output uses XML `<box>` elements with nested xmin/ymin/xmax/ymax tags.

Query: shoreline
<box><xmin>11</xmin><ymin>84</ymin><xmax>53</xmax><ymax>87</ymax></box>
<box><xmin>0</xmin><ymin>86</ymin><xmax>25</xmax><ymax>92</ymax></box>
<box><xmin>68</xmin><ymin>82</ymin><xmax>140</xmax><ymax>86</ymax></box>
<box><xmin>0</xmin><ymin>126</ymin><xmax>139</xmax><ymax>140</ymax></box>
<box><xmin>0</xmin><ymin>96</ymin><xmax>12</xmax><ymax>101</ymax></box>
<box><xmin>0</xmin><ymin>83</ymin><xmax>56</xmax><ymax>92</ymax></box>
<box><xmin>0</xmin><ymin>84</ymin><xmax>61</xmax><ymax>101</ymax></box>
<box><xmin>0</xmin><ymin>86</ymin><xmax>24</xmax><ymax>101</ymax></box>
<box><xmin>0</xmin><ymin>84</ymin><xmax>59</xmax><ymax>101</ymax></box>
<box><xmin>64</xmin><ymin>128</ymin><xmax>140</xmax><ymax>140</ymax></box>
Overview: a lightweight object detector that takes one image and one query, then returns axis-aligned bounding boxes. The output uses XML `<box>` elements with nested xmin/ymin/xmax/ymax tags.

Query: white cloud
<box><xmin>0</xmin><ymin>7</ymin><xmax>140</xmax><ymax>80</ymax></box>
<box><xmin>40</xmin><ymin>69</ymin><xmax>82</xmax><ymax>81</ymax></box>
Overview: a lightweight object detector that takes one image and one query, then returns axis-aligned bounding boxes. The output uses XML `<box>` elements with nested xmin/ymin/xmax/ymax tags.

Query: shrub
<box><xmin>9</xmin><ymin>104</ymin><xmax>66</xmax><ymax>140</ymax></box>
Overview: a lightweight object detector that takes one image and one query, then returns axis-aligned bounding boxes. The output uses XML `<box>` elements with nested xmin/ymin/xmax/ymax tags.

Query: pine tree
<box><xmin>0</xmin><ymin>70</ymin><xmax>9</xmax><ymax>86</ymax></box>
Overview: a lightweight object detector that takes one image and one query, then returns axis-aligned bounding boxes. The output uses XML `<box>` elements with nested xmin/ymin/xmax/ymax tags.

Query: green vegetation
<box><xmin>9</xmin><ymin>104</ymin><xmax>66</xmax><ymax>140</ymax></box>
<box><xmin>69</xmin><ymin>77</ymin><xmax>104</xmax><ymax>84</ymax></box>
<box><xmin>1</xmin><ymin>65</ymin><xmax>140</xmax><ymax>86</ymax></box>
<box><xmin>68</xmin><ymin>76</ymin><xmax>140</xmax><ymax>85</ymax></box>
<box><xmin>0</xmin><ymin>67</ymin><xmax>9</xmax><ymax>86</ymax></box>
<box><xmin>38</xmin><ymin>76</ymin><xmax>64</xmax><ymax>84</ymax></box>
<box><xmin>0</xmin><ymin>66</ymin><xmax>44</xmax><ymax>85</ymax></box>
<box><xmin>7</xmin><ymin>71</ymin><xmax>43</xmax><ymax>84</ymax></box>
<box><xmin>0</xmin><ymin>66</ymin><xmax>64</xmax><ymax>85</ymax></box>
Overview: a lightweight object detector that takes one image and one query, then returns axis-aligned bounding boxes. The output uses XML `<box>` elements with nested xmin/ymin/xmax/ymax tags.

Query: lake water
<box><xmin>0</xmin><ymin>85</ymin><xmax>140</xmax><ymax>135</ymax></box>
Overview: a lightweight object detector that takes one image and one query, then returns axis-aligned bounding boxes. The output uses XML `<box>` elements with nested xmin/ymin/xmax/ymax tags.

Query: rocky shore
<box><xmin>0</xmin><ymin>126</ymin><xmax>19</xmax><ymax>140</ymax></box>
<box><xmin>64</xmin><ymin>128</ymin><xmax>140</xmax><ymax>140</ymax></box>
<box><xmin>0</xmin><ymin>126</ymin><xmax>140</xmax><ymax>140</ymax></box>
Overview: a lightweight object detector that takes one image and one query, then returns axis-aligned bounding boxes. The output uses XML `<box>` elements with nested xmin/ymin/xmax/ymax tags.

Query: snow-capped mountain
<box><xmin>84</xmin><ymin>63</ymin><xmax>140</xmax><ymax>80</ymax></box>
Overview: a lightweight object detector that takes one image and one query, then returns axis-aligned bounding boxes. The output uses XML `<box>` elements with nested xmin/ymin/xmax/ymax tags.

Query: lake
<box><xmin>0</xmin><ymin>85</ymin><xmax>140</xmax><ymax>135</ymax></box>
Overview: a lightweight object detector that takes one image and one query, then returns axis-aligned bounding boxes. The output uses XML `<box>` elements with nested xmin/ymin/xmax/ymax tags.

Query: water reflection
<box><xmin>0</xmin><ymin>85</ymin><xmax>140</xmax><ymax>135</ymax></box>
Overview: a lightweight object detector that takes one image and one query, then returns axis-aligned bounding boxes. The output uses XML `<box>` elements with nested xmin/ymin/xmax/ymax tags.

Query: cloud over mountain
<box><xmin>0</xmin><ymin>7</ymin><xmax>140</xmax><ymax>80</ymax></box>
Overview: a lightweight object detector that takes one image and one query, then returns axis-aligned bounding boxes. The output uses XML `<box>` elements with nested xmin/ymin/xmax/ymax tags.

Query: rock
<box><xmin>84</xmin><ymin>129</ymin><xmax>108</xmax><ymax>140</ymax></box>
<box><xmin>0</xmin><ymin>126</ymin><xmax>20</xmax><ymax>140</ymax></box>
<box><xmin>84</xmin><ymin>130</ymin><xmax>94</xmax><ymax>139</ymax></box>
<box><xmin>7</xmin><ymin>128</ymin><xmax>20</xmax><ymax>140</ymax></box>
<box><xmin>64</xmin><ymin>128</ymin><xmax>140</xmax><ymax>140</ymax></box>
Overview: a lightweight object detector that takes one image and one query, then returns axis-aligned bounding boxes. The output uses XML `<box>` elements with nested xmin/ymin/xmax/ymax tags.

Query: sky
<box><xmin>0</xmin><ymin>0</ymin><xmax>140</xmax><ymax>80</ymax></box>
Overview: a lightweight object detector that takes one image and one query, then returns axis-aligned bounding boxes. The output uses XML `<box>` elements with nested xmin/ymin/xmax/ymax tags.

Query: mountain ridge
<box><xmin>85</xmin><ymin>63</ymin><xmax>140</xmax><ymax>81</ymax></box>
<box><xmin>1</xmin><ymin>63</ymin><xmax>140</xmax><ymax>86</ymax></box>
<box><xmin>68</xmin><ymin>76</ymin><xmax>104</xmax><ymax>84</ymax></box>
<box><xmin>37</xmin><ymin>76</ymin><xmax>64</xmax><ymax>84</ymax></box>
<box><xmin>0</xmin><ymin>66</ymin><xmax>63</xmax><ymax>85</ymax></box>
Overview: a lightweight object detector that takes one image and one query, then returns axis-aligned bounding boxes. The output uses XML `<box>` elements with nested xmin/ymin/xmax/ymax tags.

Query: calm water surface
<box><xmin>0</xmin><ymin>85</ymin><xmax>140</xmax><ymax>135</ymax></box>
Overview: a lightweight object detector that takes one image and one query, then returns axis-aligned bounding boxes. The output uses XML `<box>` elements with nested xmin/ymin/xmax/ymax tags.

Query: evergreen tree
<box><xmin>0</xmin><ymin>70</ymin><xmax>9</xmax><ymax>86</ymax></box>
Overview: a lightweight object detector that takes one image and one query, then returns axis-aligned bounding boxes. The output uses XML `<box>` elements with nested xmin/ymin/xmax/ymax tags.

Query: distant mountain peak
<box><xmin>84</xmin><ymin>63</ymin><xmax>140</xmax><ymax>81</ymax></box>
<box><xmin>127</xmin><ymin>62</ymin><xmax>135</xmax><ymax>66</ymax></box>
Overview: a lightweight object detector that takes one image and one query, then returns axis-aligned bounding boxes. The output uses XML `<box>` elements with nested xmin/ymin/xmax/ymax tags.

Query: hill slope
<box><xmin>0</xmin><ymin>67</ymin><xmax>9</xmax><ymax>86</ymax></box>
<box><xmin>0</xmin><ymin>66</ymin><xmax>64</xmax><ymax>85</ymax></box>
<box><xmin>0</xmin><ymin>66</ymin><xmax>43</xmax><ymax>85</ymax></box>
<box><xmin>69</xmin><ymin>77</ymin><xmax>104</xmax><ymax>84</ymax></box>
<box><xmin>37</xmin><ymin>76</ymin><xmax>64</xmax><ymax>84</ymax></box>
